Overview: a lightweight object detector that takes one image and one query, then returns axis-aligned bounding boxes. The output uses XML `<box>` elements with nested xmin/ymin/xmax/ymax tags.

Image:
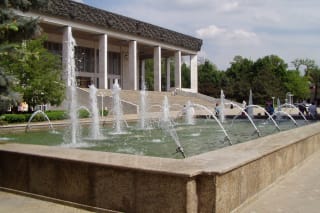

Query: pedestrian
<box><xmin>308</xmin><ymin>102</ymin><xmax>317</xmax><ymax>119</ymax></box>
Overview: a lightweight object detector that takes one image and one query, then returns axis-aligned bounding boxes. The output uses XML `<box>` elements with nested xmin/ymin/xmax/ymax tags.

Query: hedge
<box><xmin>0</xmin><ymin>109</ymin><xmax>101</xmax><ymax>124</ymax></box>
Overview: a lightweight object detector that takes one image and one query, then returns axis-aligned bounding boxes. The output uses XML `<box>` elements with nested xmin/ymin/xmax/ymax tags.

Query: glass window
<box><xmin>75</xmin><ymin>46</ymin><xmax>95</xmax><ymax>73</ymax></box>
<box><xmin>108</xmin><ymin>52</ymin><xmax>121</xmax><ymax>75</ymax></box>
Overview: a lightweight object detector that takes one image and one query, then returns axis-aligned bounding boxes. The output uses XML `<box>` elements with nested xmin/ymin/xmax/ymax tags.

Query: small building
<box><xmin>24</xmin><ymin>0</ymin><xmax>202</xmax><ymax>92</ymax></box>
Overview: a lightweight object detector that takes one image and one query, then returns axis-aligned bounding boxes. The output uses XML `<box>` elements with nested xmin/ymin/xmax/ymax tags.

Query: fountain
<box><xmin>138</xmin><ymin>82</ymin><xmax>149</xmax><ymax>129</ymax></box>
<box><xmin>220</xmin><ymin>90</ymin><xmax>225</xmax><ymax>123</ymax></box>
<box><xmin>111</xmin><ymin>79</ymin><xmax>127</xmax><ymax>134</ymax></box>
<box><xmin>185</xmin><ymin>100</ymin><xmax>195</xmax><ymax>125</ymax></box>
<box><xmin>247</xmin><ymin>89</ymin><xmax>254</xmax><ymax>118</ymax></box>
<box><xmin>64</xmin><ymin>27</ymin><xmax>79</xmax><ymax>145</ymax></box>
<box><xmin>159</xmin><ymin>96</ymin><xmax>185</xmax><ymax>158</ymax></box>
<box><xmin>89</xmin><ymin>84</ymin><xmax>103</xmax><ymax>139</ymax></box>
<box><xmin>25</xmin><ymin>110</ymin><xmax>54</xmax><ymax>132</ymax></box>
<box><xmin>227</xmin><ymin>102</ymin><xmax>261</xmax><ymax>136</ymax></box>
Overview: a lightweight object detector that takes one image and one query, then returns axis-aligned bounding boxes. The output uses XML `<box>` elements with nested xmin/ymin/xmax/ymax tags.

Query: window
<box><xmin>75</xmin><ymin>46</ymin><xmax>95</xmax><ymax>73</ymax></box>
<box><xmin>108</xmin><ymin>52</ymin><xmax>121</xmax><ymax>75</ymax></box>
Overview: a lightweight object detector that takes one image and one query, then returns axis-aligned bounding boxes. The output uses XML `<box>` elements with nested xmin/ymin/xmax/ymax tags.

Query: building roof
<box><xmin>35</xmin><ymin>0</ymin><xmax>202</xmax><ymax>52</ymax></box>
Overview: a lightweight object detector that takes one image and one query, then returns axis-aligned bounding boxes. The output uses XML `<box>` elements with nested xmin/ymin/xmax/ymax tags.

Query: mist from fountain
<box><xmin>89</xmin><ymin>85</ymin><xmax>103</xmax><ymax>139</ymax></box>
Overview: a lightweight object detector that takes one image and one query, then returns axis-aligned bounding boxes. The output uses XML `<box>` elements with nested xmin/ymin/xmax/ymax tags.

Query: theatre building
<box><xmin>25</xmin><ymin>0</ymin><xmax>202</xmax><ymax>92</ymax></box>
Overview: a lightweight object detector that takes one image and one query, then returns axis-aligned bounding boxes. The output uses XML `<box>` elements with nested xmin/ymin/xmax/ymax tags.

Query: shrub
<box><xmin>2</xmin><ymin>114</ymin><xmax>29</xmax><ymax>123</ymax></box>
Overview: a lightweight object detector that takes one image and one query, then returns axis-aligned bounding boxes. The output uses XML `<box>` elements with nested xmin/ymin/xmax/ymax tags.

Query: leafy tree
<box><xmin>1</xmin><ymin>37</ymin><xmax>65</xmax><ymax>109</ymax></box>
<box><xmin>225</xmin><ymin>56</ymin><xmax>254</xmax><ymax>102</ymax></box>
<box><xmin>284</xmin><ymin>70</ymin><xmax>309</xmax><ymax>101</ymax></box>
<box><xmin>308</xmin><ymin>67</ymin><xmax>320</xmax><ymax>104</ymax></box>
<box><xmin>198</xmin><ymin>60</ymin><xmax>225</xmax><ymax>97</ymax></box>
<box><xmin>292</xmin><ymin>58</ymin><xmax>317</xmax><ymax>76</ymax></box>
<box><xmin>181</xmin><ymin>63</ymin><xmax>190</xmax><ymax>88</ymax></box>
<box><xmin>0</xmin><ymin>0</ymin><xmax>48</xmax><ymax>112</ymax></box>
<box><xmin>251</xmin><ymin>55</ymin><xmax>288</xmax><ymax>104</ymax></box>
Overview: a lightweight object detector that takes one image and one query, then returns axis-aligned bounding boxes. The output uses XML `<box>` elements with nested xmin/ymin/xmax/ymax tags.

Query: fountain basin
<box><xmin>1</xmin><ymin>122</ymin><xmax>320</xmax><ymax>212</ymax></box>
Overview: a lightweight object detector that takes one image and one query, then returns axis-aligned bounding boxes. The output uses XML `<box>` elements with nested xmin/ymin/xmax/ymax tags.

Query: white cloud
<box><xmin>196</xmin><ymin>25</ymin><xmax>226</xmax><ymax>38</ymax></box>
<box><xmin>83</xmin><ymin>0</ymin><xmax>320</xmax><ymax>70</ymax></box>
<box><xmin>196</xmin><ymin>25</ymin><xmax>259</xmax><ymax>44</ymax></box>
<box><xmin>219</xmin><ymin>1</ymin><xmax>239</xmax><ymax>12</ymax></box>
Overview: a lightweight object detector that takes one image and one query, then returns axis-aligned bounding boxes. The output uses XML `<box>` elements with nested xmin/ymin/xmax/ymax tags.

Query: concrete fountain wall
<box><xmin>1</xmin><ymin>122</ymin><xmax>320</xmax><ymax>212</ymax></box>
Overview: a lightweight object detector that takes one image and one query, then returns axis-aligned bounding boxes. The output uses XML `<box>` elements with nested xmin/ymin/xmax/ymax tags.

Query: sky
<box><xmin>73</xmin><ymin>0</ymin><xmax>320</xmax><ymax>70</ymax></box>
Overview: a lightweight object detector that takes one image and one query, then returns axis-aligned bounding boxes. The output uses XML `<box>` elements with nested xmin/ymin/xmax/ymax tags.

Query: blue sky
<box><xmin>73</xmin><ymin>0</ymin><xmax>320</xmax><ymax>70</ymax></box>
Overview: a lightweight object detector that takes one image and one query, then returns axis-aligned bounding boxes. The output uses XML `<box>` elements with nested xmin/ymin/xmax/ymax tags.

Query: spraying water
<box><xmin>64</xmin><ymin>27</ymin><xmax>79</xmax><ymax>144</ymax></box>
<box><xmin>25</xmin><ymin>110</ymin><xmax>54</xmax><ymax>132</ymax></box>
<box><xmin>220</xmin><ymin>90</ymin><xmax>225</xmax><ymax>123</ymax></box>
<box><xmin>159</xmin><ymin>96</ymin><xmax>185</xmax><ymax>158</ymax></box>
<box><xmin>111</xmin><ymin>79</ymin><xmax>126</xmax><ymax>134</ymax></box>
<box><xmin>185</xmin><ymin>100</ymin><xmax>195</xmax><ymax>125</ymax></box>
<box><xmin>139</xmin><ymin>82</ymin><xmax>149</xmax><ymax>129</ymax></box>
<box><xmin>247</xmin><ymin>89</ymin><xmax>254</xmax><ymax>118</ymax></box>
<box><xmin>89</xmin><ymin>85</ymin><xmax>102</xmax><ymax>139</ymax></box>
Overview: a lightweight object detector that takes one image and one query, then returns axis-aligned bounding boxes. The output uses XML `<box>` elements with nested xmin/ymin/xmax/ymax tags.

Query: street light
<box><xmin>100</xmin><ymin>92</ymin><xmax>104</xmax><ymax>117</ymax></box>
<box><xmin>271</xmin><ymin>97</ymin><xmax>275</xmax><ymax>107</ymax></box>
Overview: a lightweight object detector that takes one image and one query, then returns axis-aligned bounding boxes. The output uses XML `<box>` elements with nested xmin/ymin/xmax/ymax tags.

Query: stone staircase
<box><xmin>77</xmin><ymin>88</ymin><xmax>219</xmax><ymax>114</ymax></box>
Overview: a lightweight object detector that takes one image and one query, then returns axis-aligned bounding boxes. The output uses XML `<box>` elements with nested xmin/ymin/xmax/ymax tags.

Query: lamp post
<box><xmin>272</xmin><ymin>96</ymin><xmax>275</xmax><ymax>107</ymax></box>
<box><xmin>100</xmin><ymin>92</ymin><xmax>104</xmax><ymax>117</ymax></box>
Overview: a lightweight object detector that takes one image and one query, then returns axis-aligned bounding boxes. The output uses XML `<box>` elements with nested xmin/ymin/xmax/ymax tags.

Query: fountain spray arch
<box><xmin>272</xmin><ymin>111</ymin><xmax>298</xmax><ymax>126</ymax></box>
<box><xmin>25</xmin><ymin>110</ymin><xmax>54</xmax><ymax>132</ymax></box>
<box><xmin>280</xmin><ymin>103</ymin><xmax>308</xmax><ymax>122</ymax></box>
<box><xmin>191</xmin><ymin>103</ymin><xmax>232</xmax><ymax>143</ymax></box>
<box><xmin>226</xmin><ymin>102</ymin><xmax>261</xmax><ymax>137</ymax></box>
<box><xmin>246</xmin><ymin>104</ymin><xmax>281</xmax><ymax>131</ymax></box>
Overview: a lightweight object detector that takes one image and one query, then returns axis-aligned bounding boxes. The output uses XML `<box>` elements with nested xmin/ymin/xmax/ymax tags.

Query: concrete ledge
<box><xmin>1</xmin><ymin>122</ymin><xmax>320</xmax><ymax>212</ymax></box>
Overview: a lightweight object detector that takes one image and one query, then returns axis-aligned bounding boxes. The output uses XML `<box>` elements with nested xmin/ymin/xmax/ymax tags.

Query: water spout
<box><xmin>89</xmin><ymin>85</ymin><xmax>103</xmax><ymax>139</ymax></box>
<box><xmin>25</xmin><ymin>110</ymin><xmax>54</xmax><ymax>132</ymax></box>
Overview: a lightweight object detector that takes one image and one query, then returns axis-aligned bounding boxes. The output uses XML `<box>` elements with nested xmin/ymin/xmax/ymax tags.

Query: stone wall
<box><xmin>1</xmin><ymin>122</ymin><xmax>320</xmax><ymax>212</ymax></box>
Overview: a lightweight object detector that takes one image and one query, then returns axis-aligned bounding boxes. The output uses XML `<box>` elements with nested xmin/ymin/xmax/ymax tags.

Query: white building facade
<box><xmin>27</xmin><ymin>0</ymin><xmax>202</xmax><ymax>92</ymax></box>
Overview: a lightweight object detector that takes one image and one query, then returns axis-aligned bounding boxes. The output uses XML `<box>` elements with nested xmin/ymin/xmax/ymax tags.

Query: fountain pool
<box><xmin>0</xmin><ymin>118</ymin><xmax>308</xmax><ymax>159</ymax></box>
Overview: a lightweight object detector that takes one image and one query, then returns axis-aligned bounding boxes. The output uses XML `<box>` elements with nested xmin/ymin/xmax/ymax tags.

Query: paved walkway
<box><xmin>1</xmin><ymin>152</ymin><xmax>320</xmax><ymax>212</ymax></box>
<box><xmin>0</xmin><ymin>190</ymin><xmax>93</xmax><ymax>213</ymax></box>
<box><xmin>236</xmin><ymin>151</ymin><xmax>320</xmax><ymax>213</ymax></box>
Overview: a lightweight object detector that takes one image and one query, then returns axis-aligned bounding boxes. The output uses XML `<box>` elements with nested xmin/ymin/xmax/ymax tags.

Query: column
<box><xmin>141</xmin><ymin>59</ymin><xmax>145</xmax><ymax>88</ymax></box>
<box><xmin>129</xmin><ymin>40</ymin><xmax>138</xmax><ymax>90</ymax></box>
<box><xmin>154</xmin><ymin>46</ymin><xmax>161</xmax><ymax>91</ymax></box>
<box><xmin>62</xmin><ymin>26</ymin><xmax>72</xmax><ymax>87</ymax></box>
<box><xmin>174</xmin><ymin>50</ymin><xmax>181</xmax><ymax>89</ymax></box>
<box><xmin>166</xmin><ymin>58</ymin><xmax>171</xmax><ymax>91</ymax></box>
<box><xmin>190</xmin><ymin>54</ymin><xmax>198</xmax><ymax>93</ymax></box>
<box><xmin>99</xmin><ymin>34</ymin><xmax>108</xmax><ymax>89</ymax></box>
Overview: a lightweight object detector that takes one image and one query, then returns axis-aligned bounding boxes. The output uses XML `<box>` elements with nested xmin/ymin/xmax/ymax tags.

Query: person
<box><xmin>215</xmin><ymin>103</ymin><xmax>220</xmax><ymax>116</ymax></box>
<box><xmin>308</xmin><ymin>102</ymin><xmax>317</xmax><ymax>120</ymax></box>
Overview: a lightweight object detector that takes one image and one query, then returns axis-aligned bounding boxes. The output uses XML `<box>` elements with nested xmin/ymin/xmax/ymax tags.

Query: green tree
<box><xmin>284</xmin><ymin>70</ymin><xmax>309</xmax><ymax>101</ymax></box>
<box><xmin>198</xmin><ymin>60</ymin><xmax>225</xmax><ymax>97</ymax></box>
<box><xmin>251</xmin><ymin>55</ymin><xmax>288</xmax><ymax>104</ymax></box>
<box><xmin>308</xmin><ymin>67</ymin><xmax>320</xmax><ymax>104</ymax></box>
<box><xmin>0</xmin><ymin>0</ymin><xmax>48</xmax><ymax>112</ymax></box>
<box><xmin>181</xmin><ymin>63</ymin><xmax>190</xmax><ymax>88</ymax></box>
<box><xmin>225</xmin><ymin>56</ymin><xmax>254</xmax><ymax>102</ymax></box>
<box><xmin>1</xmin><ymin>37</ymin><xmax>65</xmax><ymax>109</ymax></box>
